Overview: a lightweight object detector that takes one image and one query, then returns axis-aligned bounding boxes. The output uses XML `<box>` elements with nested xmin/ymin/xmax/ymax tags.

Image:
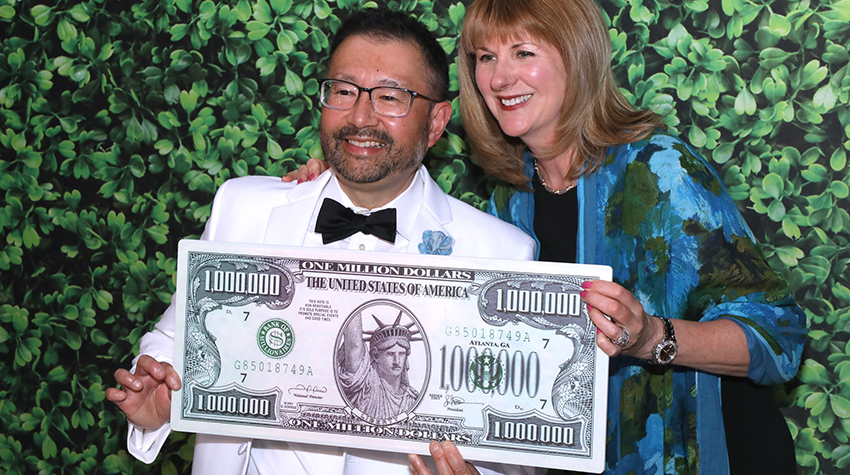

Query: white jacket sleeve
<box><xmin>125</xmin><ymin>299</ymin><xmax>178</xmax><ymax>462</ymax></box>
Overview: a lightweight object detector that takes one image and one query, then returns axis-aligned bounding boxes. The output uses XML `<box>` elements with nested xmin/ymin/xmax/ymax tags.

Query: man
<box><xmin>105</xmin><ymin>9</ymin><xmax>537</xmax><ymax>475</ymax></box>
<box><xmin>339</xmin><ymin>310</ymin><xmax>421</xmax><ymax>421</ymax></box>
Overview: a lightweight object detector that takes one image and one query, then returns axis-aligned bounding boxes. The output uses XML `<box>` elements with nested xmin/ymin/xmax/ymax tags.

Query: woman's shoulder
<box><xmin>605</xmin><ymin>131</ymin><xmax>721</xmax><ymax>186</ymax></box>
<box><xmin>605</xmin><ymin>130</ymin><xmax>697</xmax><ymax>163</ymax></box>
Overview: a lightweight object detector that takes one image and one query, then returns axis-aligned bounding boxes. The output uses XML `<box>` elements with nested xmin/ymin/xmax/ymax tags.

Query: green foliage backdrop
<box><xmin>0</xmin><ymin>0</ymin><xmax>848</xmax><ymax>473</ymax></box>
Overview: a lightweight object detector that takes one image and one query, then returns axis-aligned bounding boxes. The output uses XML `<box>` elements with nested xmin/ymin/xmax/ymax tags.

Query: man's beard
<box><xmin>321</xmin><ymin>125</ymin><xmax>429</xmax><ymax>184</ymax></box>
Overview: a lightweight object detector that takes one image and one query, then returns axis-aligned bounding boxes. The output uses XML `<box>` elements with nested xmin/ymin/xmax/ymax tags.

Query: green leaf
<box><xmin>93</xmin><ymin>290</ymin><xmax>113</xmax><ymax>310</ymax></box>
<box><xmin>802</xmin><ymin>164</ymin><xmax>828</xmax><ymax>183</ymax></box>
<box><xmin>830</xmin><ymin>180</ymin><xmax>850</xmax><ymax>199</ymax></box>
<box><xmin>31</xmin><ymin>5</ymin><xmax>53</xmax><ymax>25</ymax></box>
<box><xmin>735</xmin><ymin>87</ymin><xmax>756</xmax><ymax>115</ymax></box>
<box><xmin>64</xmin><ymin>331</ymin><xmax>82</xmax><ymax>350</ymax></box>
<box><xmin>762</xmin><ymin>173</ymin><xmax>784</xmax><ymax>199</ymax></box>
<box><xmin>781</xmin><ymin>218</ymin><xmax>801</xmax><ymax>239</ymax></box>
<box><xmin>246</xmin><ymin>21</ymin><xmax>271</xmax><ymax>41</ymax></box>
<box><xmin>199</xmin><ymin>0</ymin><xmax>216</xmax><ymax>20</ymax></box>
<box><xmin>0</xmin><ymin>5</ymin><xmax>15</xmax><ymax>19</ymax></box>
<box><xmin>145</xmin><ymin>225</ymin><xmax>168</xmax><ymax>244</ymax></box>
<box><xmin>235</xmin><ymin>0</ymin><xmax>252</xmax><ymax>20</ymax></box>
<box><xmin>267</xmin><ymin>138</ymin><xmax>284</xmax><ymax>159</ymax></box>
<box><xmin>155</xmin><ymin>139</ymin><xmax>174</xmax><ymax>155</ymax></box>
<box><xmin>805</xmin><ymin>392</ymin><xmax>829</xmax><ymax>415</ymax></box>
<box><xmin>758</xmin><ymin>48</ymin><xmax>792</xmax><ymax>69</ymax></box>
<box><xmin>797</xmin><ymin>359</ymin><xmax>829</xmax><ymax>386</ymax></box>
<box><xmin>832</xmin><ymin>395</ymin><xmax>850</xmax><ymax>418</ymax></box>
<box><xmin>813</xmin><ymin>84</ymin><xmax>837</xmax><ymax>110</ymax></box>
<box><xmin>831</xmin><ymin>149</ymin><xmax>847</xmax><ymax>171</ymax></box>
<box><xmin>257</xmin><ymin>56</ymin><xmax>277</xmax><ymax>76</ymax></box>
<box><xmin>270</xmin><ymin>0</ymin><xmax>291</xmax><ymax>14</ymax></box>
<box><xmin>284</xmin><ymin>68</ymin><xmax>303</xmax><ymax>95</ymax></box>
<box><xmin>47</xmin><ymin>366</ymin><xmax>67</xmax><ymax>381</ymax></box>
<box><xmin>689</xmin><ymin>126</ymin><xmax>706</xmax><ymax>148</ymax></box>
<box><xmin>193</xmin><ymin>132</ymin><xmax>206</xmax><ymax>151</ymax></box>
<box><xmin>23</xmin><ymin>226</ymin><xmax>40</xmax><ymax>248</ymax></box>
<box><xmin>170</xmin><ymin>24</ymin><xmax>189</xmax><ymax>41</ymax></box>
<box><xmin>834</xmin><ymin>283</ymin><xmax>850</xmax><ymax>303</ymax></box>
<box><xmin>448</xmin><ymin>3</ymin><xmax>466</xmax><ymax>25</ymax></box>
<box><xmin>68</xmin><ymin>4</ymin><xmax>90</xmax><ymax>21</ymax></box>
<box><xmin>10</xmin><ymin>133</ymin><xmax>26</xmax><ymax>151</ymax></box>
<box><xmin>799</xmin><ymin>256</ymin><xmax>831</xmax><ymax>283</ymax></box>
<box><xmin>180</xmin><ymin>89</ymin><xmax>199</xmax><ymax>113</ymax></box>
<box><xmin>57</xmin><ymin>19</ymin><xmax>78</xmax><ymax>42</ymax></box>
<box><xmin>768</xmin><ymin>13</ymin><xmax>791</xmax><ymax>36</ymax></box>
<box><xmin>42</xmin><ymin>435</ymin><xmax>57</xmax><ymax>459</ymax></box>
<box><xmin>277</xmin><ymin>31</ymin><xmax>294</xmax><ymax>54</ymax></box>
<box><xmin>800</xmin><ymin>60</ymin><xmax>829</xmax><ymax>89</ymax></box>
<box><xmin>58</xmin><ymin>391</ymin><xmax>73</xmax><ymax>407</ymax></box>
<box><xmin>767</xmin><ymin>199</ymin><xmax>785</xmax><ymax>221</ymax></box>
<box><xmin>313</xmin><ymin>0</ymin><xmax>331</xmax><ymax>19</ymax></box>
<box><xmin>252</xmin><ymin>103</ymin><xmax>268</xmax><ymax>123</ymax></box>
<box><xmin>837</xmin><ymin>447</ymin><xmax>850</xmax><ymax>470</ymax></box>
<box><xmin>90</xmin><ymin>328</ymin><xmax>109</xmax><ymax>346</ymax></box>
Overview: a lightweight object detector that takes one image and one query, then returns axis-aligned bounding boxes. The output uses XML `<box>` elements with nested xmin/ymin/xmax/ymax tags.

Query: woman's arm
<box><xmin>583</xmin><ymin>280</ymin><xmax>750</xmax><ymax>376</ymax></box>
<box><xmin>586</xmin><ymin>133</ymin><xmax>806</xmax><ymax>383</ymax></box>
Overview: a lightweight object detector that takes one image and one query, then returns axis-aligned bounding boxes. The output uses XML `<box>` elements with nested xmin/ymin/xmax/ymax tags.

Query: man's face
<box><xmin>373</xmin><ymin>344</ymin><xmax>408</xmax><ymax>380</ymax></box>
<box><xmin>319</xmin><ymin>35</ymin><xmax>447</xmax><ymax>193</ymax></box>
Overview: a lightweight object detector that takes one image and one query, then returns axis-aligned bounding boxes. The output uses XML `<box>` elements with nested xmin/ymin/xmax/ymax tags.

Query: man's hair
<box><xmin>329</xmin><ymin>8</ymin><xmax>449</xmax><ymax>101</ymax></box>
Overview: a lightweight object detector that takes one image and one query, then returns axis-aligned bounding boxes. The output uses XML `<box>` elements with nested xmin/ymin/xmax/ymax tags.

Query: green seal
<box><xmin>257</xmin><ymin>319</ymin><xmax>294</xmax><ymax>358</ymax></box>
<box><xmin>469</xmin><ymin>354</ymin><xmax>502</xmax><ymax>390</ymax></box>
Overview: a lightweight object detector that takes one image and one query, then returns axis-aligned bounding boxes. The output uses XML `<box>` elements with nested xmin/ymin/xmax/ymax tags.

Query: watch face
<box><xmin>656</xmin><ymin>341</ymin><xmax>678</xmax><ymax>364</ymax></box>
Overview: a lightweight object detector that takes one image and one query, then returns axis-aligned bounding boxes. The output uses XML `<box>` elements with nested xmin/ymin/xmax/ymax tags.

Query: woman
<box><xmin>456</xmin><ymin>0</ymin><xmax>805</xmax><ymax>474</ymax></box>
<box><xmin>284</xmin><ymin>1</ymin><xmax>806</xmax><ymax>473</ymax></box>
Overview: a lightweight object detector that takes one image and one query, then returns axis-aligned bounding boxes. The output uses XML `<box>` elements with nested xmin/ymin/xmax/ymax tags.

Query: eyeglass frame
<box><xmin>319</xmin><ymin>79</ymin><xmax>440</xmax><ymax>118</ymax></box>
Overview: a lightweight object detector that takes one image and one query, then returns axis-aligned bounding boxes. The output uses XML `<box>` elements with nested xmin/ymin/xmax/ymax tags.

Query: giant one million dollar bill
<box><xmin>172</xmin><ymin>239</ymin><xmax>611</xmax><ymax>472</ymax></box>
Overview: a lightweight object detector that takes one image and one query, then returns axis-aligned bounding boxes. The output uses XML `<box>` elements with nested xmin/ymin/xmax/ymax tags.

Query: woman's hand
<box><xmin>580</xmin><ymin>280</ymin><xmax>662</xmax><ymax>359</ymax></box>
<box><xmin>408</xmin><ymin>441</ymin><xmax>481</xmax><ymax>475</ymax></box>
<box><xmin>580</xmin><ymin>280</ymin><xmax>750</xmax><ymax>376</ymax></box>
<box><xmin>281</xmin><ymin>158</ymin><xmax>330</xmax><ymax>183</ymax></box>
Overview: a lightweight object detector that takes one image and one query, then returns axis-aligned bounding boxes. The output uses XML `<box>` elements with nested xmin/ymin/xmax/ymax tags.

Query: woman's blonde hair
<box><xmin>458</xmin><ymin>0</ymin><xmax>666</xmax><ymax>188</ymax></box>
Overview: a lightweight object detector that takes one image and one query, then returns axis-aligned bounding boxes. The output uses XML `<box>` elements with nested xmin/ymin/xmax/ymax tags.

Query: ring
<box><xmin>610</xmin><ymin>328</ymin><xmax>630</xmax><ymax>348</ymax></box>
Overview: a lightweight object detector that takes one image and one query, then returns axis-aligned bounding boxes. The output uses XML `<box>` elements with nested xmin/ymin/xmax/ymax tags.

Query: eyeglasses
<box><xmin>319</xmin><ymin>79</ymin><xmax>438</xmax><ymax>118</ymax></box>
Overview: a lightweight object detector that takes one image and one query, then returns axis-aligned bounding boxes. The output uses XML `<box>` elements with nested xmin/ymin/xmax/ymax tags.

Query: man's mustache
<box><xmin>333</xmin><ymin>126</ymin><xmax>392</xmax><ymax>145</ymax></box>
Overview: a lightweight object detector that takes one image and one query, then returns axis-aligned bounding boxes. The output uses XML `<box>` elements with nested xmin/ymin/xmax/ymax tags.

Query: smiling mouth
<box><xmin>347</xmin><ymin>139</ymin><xmax>386</xmax><ymax>148</ymax></box>
<box><xmin>500</xmin><ymin>94</ymin><xmax>532</xmax><ymax>106</ymax></box>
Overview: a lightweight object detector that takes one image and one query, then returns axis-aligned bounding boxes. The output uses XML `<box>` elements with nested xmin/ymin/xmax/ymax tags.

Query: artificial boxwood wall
<box><xmin>1</xmin><ymin>0</ymin><xmax>848</xmax><ymax>473</ymax></box>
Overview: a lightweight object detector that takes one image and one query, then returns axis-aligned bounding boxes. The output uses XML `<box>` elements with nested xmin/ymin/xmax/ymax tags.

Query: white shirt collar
<box><xmin>306</xmin><ymin>170</ymin><xmax>425</xmax><ymax>249</ymax></box>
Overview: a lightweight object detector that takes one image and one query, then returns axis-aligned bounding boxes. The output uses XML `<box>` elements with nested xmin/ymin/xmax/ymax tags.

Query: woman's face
<box><xmin>473</xmin><ymin>35</ymin><xmax>568</xmax><ymax>150</ymax></box>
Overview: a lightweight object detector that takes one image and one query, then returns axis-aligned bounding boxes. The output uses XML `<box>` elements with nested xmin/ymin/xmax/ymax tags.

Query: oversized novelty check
<box><xmin>171</xmin><ymin>239</ymin><xmax>611</xmax><ymax>472</ymax></box>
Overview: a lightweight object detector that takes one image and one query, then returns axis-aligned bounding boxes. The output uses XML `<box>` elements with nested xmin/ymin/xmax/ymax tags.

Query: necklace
<box><xmin>534</xmin><ymin>159</ymin><xmax>576</xmax><ymax>195</ymax></box>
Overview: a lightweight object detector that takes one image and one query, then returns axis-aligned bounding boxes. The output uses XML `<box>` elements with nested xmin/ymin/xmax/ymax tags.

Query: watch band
<box><xmin>651</xmin><ymin>316</ymin><xmax>678</xmax><ymax>365</ymax></box>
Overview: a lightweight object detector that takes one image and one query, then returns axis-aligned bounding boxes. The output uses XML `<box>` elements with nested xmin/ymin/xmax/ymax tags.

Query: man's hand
<box><xmin>408</xmin><ymin>440</ymin><xmax>481</xmax><ymax>475</ymax></box>
<box><xmin>105</xmin><ymin>355</ymin><xmax>181</xmax><ymax>430</ymax></box>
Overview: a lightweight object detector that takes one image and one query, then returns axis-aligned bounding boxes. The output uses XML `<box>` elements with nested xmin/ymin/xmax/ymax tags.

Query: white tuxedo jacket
<box><xmin>127</xmin><ymin>167</ymin><xmax>537</xmax><ymax>475</ymax></box>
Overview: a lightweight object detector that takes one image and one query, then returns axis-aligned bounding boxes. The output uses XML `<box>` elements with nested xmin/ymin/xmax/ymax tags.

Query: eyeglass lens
<box><xmin>321</xmin><ymin>80</ymin><xmax>412</xmax><ymax>117</ymax></box>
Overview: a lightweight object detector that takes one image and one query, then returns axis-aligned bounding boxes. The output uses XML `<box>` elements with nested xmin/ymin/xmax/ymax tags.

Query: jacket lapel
<box><xmin>406</xmin><ymin>168</ymin><xmax>454</xmax><ymax>254</ymax></box>
<box><xmin>262</xmin><ymin>172</ymin><xmax>333</xmax><ymax>246</ymax></box>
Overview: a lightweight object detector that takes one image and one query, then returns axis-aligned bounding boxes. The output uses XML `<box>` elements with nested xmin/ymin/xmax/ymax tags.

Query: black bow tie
<box><xmin>315</xmin><ymin>198</ymin><xmax>397</xmax><ymax>244</ymax></box>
